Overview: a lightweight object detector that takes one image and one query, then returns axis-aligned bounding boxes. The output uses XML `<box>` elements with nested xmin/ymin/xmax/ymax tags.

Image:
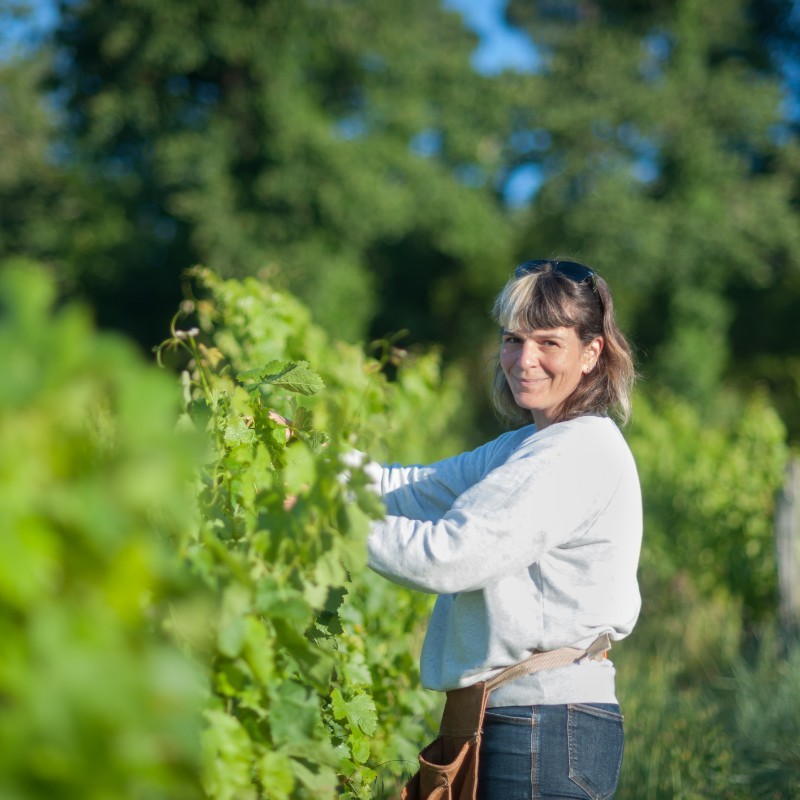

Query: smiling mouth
<box><xmin>516</xmin><ymin>377</ymin><xmax>548</xmax><ymax>385</ymax></box>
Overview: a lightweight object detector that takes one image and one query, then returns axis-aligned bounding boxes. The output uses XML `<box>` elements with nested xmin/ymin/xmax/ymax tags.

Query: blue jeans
<box><xmin>477</xmin><ymin>704</ymin><xmax>624</xmax><ymax>800</ymax></box>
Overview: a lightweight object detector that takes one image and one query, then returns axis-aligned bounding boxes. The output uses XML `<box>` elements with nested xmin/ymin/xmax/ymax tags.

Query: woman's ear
<box><xmin>582</xmin><ymin>336</ymin><xmax>604</xmax><ymax>373</ymax></box>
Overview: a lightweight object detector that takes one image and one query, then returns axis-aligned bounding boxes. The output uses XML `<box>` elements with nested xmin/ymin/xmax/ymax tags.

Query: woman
<box><xmin>366</xmin><ymin>260</ymin><xmax>642</xmax><ymax>799</ymax></box>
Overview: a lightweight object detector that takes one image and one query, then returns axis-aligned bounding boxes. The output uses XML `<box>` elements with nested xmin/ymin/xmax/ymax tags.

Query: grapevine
<box><xmin>157</xmin><ymin>268</ymin><xmax>464</xmax><ymax>799</ymax></box>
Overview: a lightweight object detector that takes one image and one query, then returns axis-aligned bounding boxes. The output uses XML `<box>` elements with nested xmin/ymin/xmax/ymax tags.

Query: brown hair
<box><xmin>490</xmin><ymin>261</ymin><xmax>635</xmax><ymax>426</ymax></box>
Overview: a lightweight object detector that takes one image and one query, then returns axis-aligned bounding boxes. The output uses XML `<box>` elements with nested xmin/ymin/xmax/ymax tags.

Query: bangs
<box><xmin>495</xmin><ymin>274</ymin><xmax>578</xmax><ymax>332</ymax></box>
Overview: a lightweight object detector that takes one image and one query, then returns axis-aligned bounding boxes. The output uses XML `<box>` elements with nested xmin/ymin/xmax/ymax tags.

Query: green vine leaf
<box><xmin>237</xmin><ymin>360</ymin><xmax>325</xmax><ymax>396</ymax></box>
<box><xmin>202</xmin><ymin>710</ymin><xmax>257</xmax><ymax>800</ymax></box>
<box><xmin>331</xmin><ymin>689</ymin><xmax>378</xmax><ymax>736</ymax></box>
<box><xmin>256</xmin><ymin>751</ymin><xmax>295</xmax><ymax>799</ymax></box>
<box><xmin>269</xmin><ymin>680</ymin><xmax>319</xmax><ymax>747</ymax></box>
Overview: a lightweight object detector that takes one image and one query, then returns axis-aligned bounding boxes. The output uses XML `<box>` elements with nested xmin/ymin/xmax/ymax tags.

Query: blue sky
<box><xmin>0</xmin><ymin>0</ymin><xmax>58</xmax><ymax>58</ymax></box>
<box><xmin>444</xmin><ymin>0</ymin><xmax>542</xmax><ymax>204</ymax></box>
<box><xmin>444</xmin><ymin>0</ymin><xmax>538</xmax><ymax>74</ymax></box>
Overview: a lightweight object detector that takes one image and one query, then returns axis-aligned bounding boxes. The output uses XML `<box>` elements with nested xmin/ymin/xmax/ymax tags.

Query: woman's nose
<box><xmin>519</xmin><ymin>342</ymin><xmax>537</xmax><ymax>367</ymax></box>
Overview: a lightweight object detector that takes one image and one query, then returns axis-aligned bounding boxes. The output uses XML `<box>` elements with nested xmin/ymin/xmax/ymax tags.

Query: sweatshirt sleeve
<box><xmin>373</xmin><ymin>428</ymin><xmax>529</xmax><ymax>521</ymax></box>
<box><xmin>367</xmin><ymin>421</ymin><xmax>626</xmax><ymax>594</ymax></box>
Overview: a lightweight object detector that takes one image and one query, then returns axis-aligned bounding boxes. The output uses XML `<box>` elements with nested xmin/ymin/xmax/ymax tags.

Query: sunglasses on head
<box><xmin>514</xmin><ymin>259</ymin><xmax>602</xmax><ymax>307</ymax></box>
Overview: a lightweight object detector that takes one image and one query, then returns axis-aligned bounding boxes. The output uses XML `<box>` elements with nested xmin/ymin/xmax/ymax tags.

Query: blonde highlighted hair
<box><xmin>491</xmin><ymin>261</ymin><xmax>635</xmax><ymax>426</ymax></box>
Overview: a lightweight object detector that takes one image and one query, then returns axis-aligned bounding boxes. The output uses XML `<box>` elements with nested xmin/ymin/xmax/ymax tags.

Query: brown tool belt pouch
<box><xmin>399</xmin><ymin>633</ymin><xmax>611</xmax><ymax>800</ymax></box>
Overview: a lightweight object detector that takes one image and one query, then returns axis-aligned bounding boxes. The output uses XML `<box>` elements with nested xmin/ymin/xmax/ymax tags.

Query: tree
<box><xmin>504</xmin><ymin>0</ymin><xmax>800</xmax><ymax>425</ymax></box>
<box><xmin>47</xmin><ymin>0</ymin><xmax>520</xmax><ymax>351</ymax></box>
<box><xmin>6</xmin><ymin>0</ymin><xmax>800</xmax><ymax>436</ymax></box>
<box><xmin>0</xmin><ymin>47</ymin><xmax>162</xmax><ymax>325</ymax></box>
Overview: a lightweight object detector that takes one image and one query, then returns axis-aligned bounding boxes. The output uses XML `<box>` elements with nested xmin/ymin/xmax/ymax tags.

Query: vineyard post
<box><xmin>775</xmin><ymin>458</ymin><xmax>800</xmax><ymax>650</ymax></box>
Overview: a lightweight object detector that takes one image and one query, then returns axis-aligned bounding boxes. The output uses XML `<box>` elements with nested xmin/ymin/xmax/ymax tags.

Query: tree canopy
<box><xmin>1</xmin><ymin>0</ymin><xmax>800</xmax><ymax>435</ymax></box>
<box><xmin>45</xmin><ymin>0</ymin><xmax>518</xmax><ymax>348</ymax></box>
<box><xmin>506</xmin><ymin>0</ymin><xmax>800</xmax><ymax>413</ymax></box>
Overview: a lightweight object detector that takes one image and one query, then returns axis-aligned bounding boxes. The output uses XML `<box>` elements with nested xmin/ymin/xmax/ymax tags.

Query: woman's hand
<box><xmin>268</xmin><ymin>410</ymin><xmax>293</xmax><ymax>441</ymax></box>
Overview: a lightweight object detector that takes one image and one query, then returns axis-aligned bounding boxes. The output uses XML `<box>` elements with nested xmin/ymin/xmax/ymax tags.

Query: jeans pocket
<box><xmin>479</xmin><ymin>708</ymin><xmax>534</xmax><ymax>800</ymax></box>
<box><xmin>484</xmin><ymin>707</ymin><xmax>534</xmax><ymax>726</ymax></box>
<box><xmin>567</xmin><ymin>703</ymin><xmax>624</xmax><ymax>800</ymax></box>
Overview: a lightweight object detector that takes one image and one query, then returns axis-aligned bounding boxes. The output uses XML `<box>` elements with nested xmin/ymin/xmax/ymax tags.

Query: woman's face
<box><xmin>500</xmin><ymin>325</ymin><xmax>603</xmax><ymax>429</ymax></box>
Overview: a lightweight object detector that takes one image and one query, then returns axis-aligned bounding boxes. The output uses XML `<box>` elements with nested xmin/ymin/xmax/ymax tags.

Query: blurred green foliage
<box><xmin>0</xmin><ymin>261</ymin><xmax>207</xmax><ymax>799</ymax></box>
<box><xmin>612</xmin><ymin>385</ymin><xmax>793</xmax><ymax>797</ymax></box>
<box><xmin>0</xmin><ymin>263</ymin><xmax>462</xmax><ymax>798</ymax></box>
<box><xmin>2</xmin><ymin>0</ymin><xmax>800</xmax><ymax>794</ymax></box>
<box><xmin>2</xmin><ymin>260</ymin><xmax>799</xmax><ymax>797</ymax></box>
<box><xmin>732</xmin><ymin>632</ymin><xmax>800</xmax><ymax>797</ymax></box>
<box><xmin>628</xmin><ymin>390</ymin><xmax>788</xmax><ymax>626</ymax></box>
<box><xmin>615</xmin><ymin>600</ymin><xmax>800</xmax><ymax>799</ymax></box>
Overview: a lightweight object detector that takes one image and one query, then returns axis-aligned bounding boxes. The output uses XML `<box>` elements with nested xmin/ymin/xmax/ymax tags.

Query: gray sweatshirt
<box><xmin>366</xmin><ymin>415</ymin><xmax>643</xmax><ymax>707</ymax></box>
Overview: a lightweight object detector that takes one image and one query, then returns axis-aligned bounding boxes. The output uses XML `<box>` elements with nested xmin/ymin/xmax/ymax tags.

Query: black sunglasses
<box><xmin>514</xmin><ymin>259</ymin><xmax>602</xmax><ymax>308</ymax></box>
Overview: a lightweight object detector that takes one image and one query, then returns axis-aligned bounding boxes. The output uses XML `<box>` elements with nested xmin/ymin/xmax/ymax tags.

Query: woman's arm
<box><xmin>367</xmin><ymin>420</ymin><xmax>637</xmax><ymax>593</ymax></box>
<box><xmin>358</xmin><ymin>428</ymin><xmax>531</xmax><ymax>521</ymax></box>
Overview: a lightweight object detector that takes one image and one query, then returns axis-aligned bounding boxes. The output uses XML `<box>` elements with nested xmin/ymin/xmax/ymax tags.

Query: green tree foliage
<box><xmin>0</xmin><ymin>261</ymin><xmax>207</xmax><ymax>799</ymax></box>
<box><xmin>5</xmin><ymin>0</ymin><xmax>800</xmax><ymax>439</ymax></box>
<box><xmin>47</xmin><ymin>0</ymin><xmax>516</xmax><ymax>348</ymax></box>
<box><xmin>505</xmin><ymin>0</ymin><xmax>800</xmax><ymax>420</ymax></box>
<box><xmin>0</xmin><ymin>48</ymin><xmax>147</xmax><ymax>306</ymax></box>
<box><xmin>0</xmin><ymin>55</ymin><xmax>59</xmax><ymax>258</ymax></box>
<box><xmin>613</xmin><ymin>385</ymin><xmax>792</xmax><ymax>797</ymax></box>
<box><xmin>628</xmin><ymin>390</ymin><xmax>788</xmax><ymax>626</ymax></box>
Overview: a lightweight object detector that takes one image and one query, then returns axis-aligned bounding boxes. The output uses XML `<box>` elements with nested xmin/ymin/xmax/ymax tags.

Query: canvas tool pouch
<box><xmin>399</xmin><ymin>633</ymin><xmax>611</xmax><ymax>800</ymax></box>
